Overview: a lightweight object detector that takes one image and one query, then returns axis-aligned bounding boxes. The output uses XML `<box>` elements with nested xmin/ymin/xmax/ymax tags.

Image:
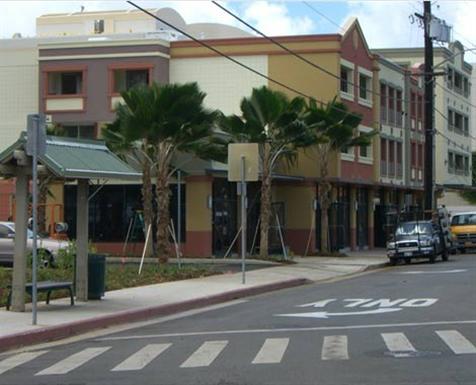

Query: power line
<box><xmin>302</xmin><ymin>1</ymin><xmax>345</xmax><ymax>33</ymax></box>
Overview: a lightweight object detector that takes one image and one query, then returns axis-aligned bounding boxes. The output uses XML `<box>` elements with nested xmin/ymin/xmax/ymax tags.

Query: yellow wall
<box><xmin>275</xmin><ymin>184</ymin><xmax>315</xmax><ymax>229</ymax></box>
<box><xmin>186</xmin><ymin>179</ymin><xmax>212</xmax><ymax>231</ymax></box>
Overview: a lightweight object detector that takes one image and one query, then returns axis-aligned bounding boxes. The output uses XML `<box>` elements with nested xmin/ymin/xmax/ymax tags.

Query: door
<box><xmin>356</xmin><ymin>188</ymin><xmax>369</xmax><ymax>249</ymax></box>
<box><xmin>212</xmin><ymin>179</ymin><xmax>237</xmax><ymax>257</ymax></box>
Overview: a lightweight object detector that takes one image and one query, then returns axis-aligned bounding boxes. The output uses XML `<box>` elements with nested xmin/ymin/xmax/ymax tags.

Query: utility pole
<box><xmin>415</xmin><ymin>1</ymin><xmax>452</xmax><ymax>212</ymax></box>
<box><xmin>423</xmin><ymin>0</ymin><xmax>435</xmax><ymax>212</ymax></box>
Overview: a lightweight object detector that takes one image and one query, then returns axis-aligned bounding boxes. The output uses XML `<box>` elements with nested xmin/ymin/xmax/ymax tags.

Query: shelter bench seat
<box><xmin>6</xmin><ymin>281</ymin><xmax>74</xmax><ymax>310</ymax></box>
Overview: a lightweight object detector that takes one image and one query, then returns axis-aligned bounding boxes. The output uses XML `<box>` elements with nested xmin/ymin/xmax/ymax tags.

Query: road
<box><xmin>1</xmin><ymin>254</ymin><xmax>475</xmax><ymax>385</ymax></box>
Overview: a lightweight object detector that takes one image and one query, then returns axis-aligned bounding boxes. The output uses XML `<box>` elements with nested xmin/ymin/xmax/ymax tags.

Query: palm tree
<box><xmin>304</xmin><ymin>98</ymin><xmax>374</xmax><ymax>253</ymax></box>
<box><xmin>103</xmin><ymin>86</ymin><xmax>156</xmax><ymax>251</ymax></box>
<box><xmin>220</xmin><ymin>86</ymin><xmax>315</xmax><ymax>259</ymax></box>
<box><xmin>107</xmin><ymin>82</ymin><xmax>226</xmax><ymax>263</ymax></box>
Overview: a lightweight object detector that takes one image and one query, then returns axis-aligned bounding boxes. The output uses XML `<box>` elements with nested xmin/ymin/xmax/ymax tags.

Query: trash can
<box><xmin>88</xmin><ymin>254</ymin><xmax>106</xmax><ymax>300</ymax></box>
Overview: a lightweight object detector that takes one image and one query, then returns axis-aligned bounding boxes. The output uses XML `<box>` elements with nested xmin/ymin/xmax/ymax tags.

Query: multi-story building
<box><xmin>0</xmin><ymin>9</ymin><xmax>436</xmax><ymax>256</ymax></box>
<box><xmin>373</xmin><ymin>56</ymin><xmax>425</xmax><ymax>246</ymax></box>
<box><xmin>375</xmin><ymin>43</ymin><xmax>473</xmax><ymax>197</ymax></box>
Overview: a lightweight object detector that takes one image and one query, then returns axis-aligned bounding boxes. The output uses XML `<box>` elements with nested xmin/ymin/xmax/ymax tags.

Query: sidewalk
<box><xmin>0</xmin><ymin>253</ymin><xmax>388</xmax><ymax>353</ymax></box>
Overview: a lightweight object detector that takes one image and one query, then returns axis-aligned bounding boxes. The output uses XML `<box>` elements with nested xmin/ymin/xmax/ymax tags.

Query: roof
<box><xmin>0</xmin><ymin>132</ymin><xmax>141</xmax><ymax>180</ymax></box>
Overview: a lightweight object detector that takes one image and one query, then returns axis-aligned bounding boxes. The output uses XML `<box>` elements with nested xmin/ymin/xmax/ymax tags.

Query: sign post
<box><xmin>26</xmin><ymin>114</ymin><xmax>46</xmax><ymax>325</ymax></box>
<box><xmin>228</xmin><ymin>144</ymin><xmax>259</xmax><ymax>284</ymax></box>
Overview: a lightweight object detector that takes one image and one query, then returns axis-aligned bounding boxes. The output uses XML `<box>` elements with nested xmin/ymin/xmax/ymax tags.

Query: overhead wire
<box><xmin>128</xmin><ymin>1</ymin><xmax>469</xmax><ymax>156</ymax></box>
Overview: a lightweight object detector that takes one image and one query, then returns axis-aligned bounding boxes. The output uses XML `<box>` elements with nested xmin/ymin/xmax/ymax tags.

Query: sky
<box><xmin>0</xmin><ymin>0</ymin><xmax>475</xmax><ymax>62</ymax></box>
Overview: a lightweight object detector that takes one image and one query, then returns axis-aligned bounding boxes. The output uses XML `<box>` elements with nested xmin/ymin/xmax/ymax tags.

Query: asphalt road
<box><xmin>1</xmin><ymin>254</ymin><xmax>475</xmax><ymax>385</ymax></box>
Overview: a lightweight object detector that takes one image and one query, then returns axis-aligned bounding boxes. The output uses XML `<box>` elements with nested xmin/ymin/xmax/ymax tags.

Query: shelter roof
<box><xmin>0</xmin><ymin>132</ymin><xmax>141</xmax><ymax>180</ymax></box>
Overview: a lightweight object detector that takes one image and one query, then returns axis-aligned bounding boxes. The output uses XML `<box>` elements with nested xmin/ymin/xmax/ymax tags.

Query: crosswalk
<box><xmin>0</xmin><ymin>329</ymin><xmax>474</xmax><ymax>376</ymax></box>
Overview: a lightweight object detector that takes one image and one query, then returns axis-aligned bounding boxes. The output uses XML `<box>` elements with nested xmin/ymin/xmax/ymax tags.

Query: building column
<box><xmin>11</xmin><ymin>174</ymin><xmax>29</xmax><ymax>312</ymax></box>
<box><xmin>183</xmin><ymin>175</ymin><xmax>213</xmax><ymax>257</ymax></box>
<box><xmin>76</xmin><ymin>179</ymin><xmax>89</xmax><ymax>301</ymax></box>
<box><xmin>350</xmin><ymin>186</ymin><xmax>357</xmax><ymax>251</ymax></box>
<box><xmin>368</xmin><ymin>189</ymin><xmax>375</xmax><ymax>249</ymax></box>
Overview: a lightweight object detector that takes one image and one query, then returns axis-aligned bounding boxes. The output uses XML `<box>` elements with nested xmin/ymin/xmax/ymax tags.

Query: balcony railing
<box><xmin>380</xmin><ymin>160</ymin><xmax>387</xmax><ymax>176</ymax></box>
<box><xmin>388</xmin><ymin>109</ymin><xmax>395</xmax><ymax>125</ymax></box>
<box><xmin>396</xmin><ymin>112</ymin><xmax>402</xmax><ymax>127</ymax></box>
<box><xmin>396</xmin><ymin>163</ymin><xmax>403</xmax><ymax>178</ymax></box>
<box><xmin>388</xmin><ymin>162</ymin><xmax>395</xmax><ymax>177</ymax></box>
<box><xmin>380</xmin><ymin>107</ymin><xmax>387</xmax><ymax>122</ymax></box>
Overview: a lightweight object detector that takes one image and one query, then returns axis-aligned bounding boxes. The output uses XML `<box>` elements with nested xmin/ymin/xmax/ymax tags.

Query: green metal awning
<box><xmin>0</xmin><ymin>132</ymin><xmax>141</xmax><ymax>180</ymax></box>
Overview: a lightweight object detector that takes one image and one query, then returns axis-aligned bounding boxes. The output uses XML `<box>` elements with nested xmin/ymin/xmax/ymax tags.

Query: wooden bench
<box><xmin>6</xmin><ymin>281</ymin><xmax>74</xmax><ymax>310</ymax></box>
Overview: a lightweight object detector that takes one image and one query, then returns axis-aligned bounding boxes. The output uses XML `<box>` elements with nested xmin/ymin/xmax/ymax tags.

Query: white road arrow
<box><xmin>275</xmin><ymin>307</ymin><xmax>402</xmax><ymax>319</ymax></box>
<box><xmin>397</xmin><ymin>269</ymin><xmax>467</xmax><ymax>274</ymax></box>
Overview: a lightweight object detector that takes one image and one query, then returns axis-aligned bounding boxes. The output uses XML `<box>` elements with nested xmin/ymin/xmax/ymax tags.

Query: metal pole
<box><xmin>31</xmin><ymin>116</ymin><xmax>38</xmax><ymax>325</ymax></box>
<box><xmin>240</xmin><ymin>155</ymin><xmax>246</xmax><ymax>284</ymax></box>
<box><xmin>423</xmin><ymin>0</ymin><xmax>435</xmax><ymax>211</ymax></box>
<box><xmin>177</xmin><ymin>169</ymin><xmax>182</xmax><ymax>269</ymax></box>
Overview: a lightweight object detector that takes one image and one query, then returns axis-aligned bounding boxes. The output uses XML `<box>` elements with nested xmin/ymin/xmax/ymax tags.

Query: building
<box><xmin>375</xmin><ymin>43</ymin><xmax>473</xmax><ymax>193</ymax></box>
<box><xmin>0</xmin><ymin>9</ymin><xmax>436</xmax><ymax>256</ymax></box>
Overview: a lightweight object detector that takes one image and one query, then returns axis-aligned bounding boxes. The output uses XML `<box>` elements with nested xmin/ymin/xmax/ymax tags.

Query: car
<box><xmin>387</xmin><ymin>220</ymin><xmax>448</xmax><ymax>265</ymax></box>
<box><xmin>0</xmin><ymin>221</ymin><xmax>68</xmax><ymax>267</ymax></box>
<box><xmin>450</xmin><ymin>211</ymin><xmax>476</xmax><ymax>253</ymax></box>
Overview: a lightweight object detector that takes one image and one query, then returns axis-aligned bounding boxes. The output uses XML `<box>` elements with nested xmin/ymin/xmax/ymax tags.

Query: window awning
<box><xmin>0</xmin><ymin>132</ymin><xmax>141</xmax><ymax>180</ymax></box>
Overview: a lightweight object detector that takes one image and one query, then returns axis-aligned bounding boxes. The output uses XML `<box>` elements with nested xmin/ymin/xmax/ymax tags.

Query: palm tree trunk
<box><xmin>259</xmin><ymin>147</ymin><xmax>271</xmax><ymax>259</ymax></box>
<box><xmin>155</xmin><ymin>152</ymin><xmax>171</xmax><ymax>264</ymax></box>
<box><xmin>319</xmin><ymin>149</ymin><xmax>331</xmax><ymax>253</ymax></box>
<box><xmin>141</xmin><ymin>157</ymin><xmax>153</xmax><ymax>256</ymax></box>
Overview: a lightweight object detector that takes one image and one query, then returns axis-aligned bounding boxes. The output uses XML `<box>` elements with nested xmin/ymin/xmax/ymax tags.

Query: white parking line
<box><xmin>252</xmin><ymin>338</ymin><xmax>289</xmax><ymax>364</ymax></box>
<box><xmin>111</xmin><ymin>343</ymin><xmax>171</xmax><ymax>371</ymax></box>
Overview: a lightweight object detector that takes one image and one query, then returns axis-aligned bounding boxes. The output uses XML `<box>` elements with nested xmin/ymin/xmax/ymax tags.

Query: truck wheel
<box><xmin>389</xmin><ymin>258</ymin><xmax>398</xmax><ymax>266</ymax></box>
<box><xmin>442</xmin><ymin>248</ymin><xmax>449</xmax><ymax>261</ymax></box>
<box><xmin>429</xmin><ymin>247</ymin><xmax>436</xmax><ymax>264</ymax></box>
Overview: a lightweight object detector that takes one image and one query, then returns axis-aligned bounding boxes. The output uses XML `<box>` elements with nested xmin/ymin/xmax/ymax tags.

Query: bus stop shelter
<box><xmin>0</xmin><ymin>132</ymin><xmax>141</xmax><ymax>312</ymax></box>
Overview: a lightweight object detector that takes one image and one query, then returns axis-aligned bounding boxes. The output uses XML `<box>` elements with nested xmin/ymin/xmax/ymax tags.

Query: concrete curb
<box><xmin>0</xmin><ymin>278</ymin><xmax>309</xmax><ymax>353</ymax></box>
<box><xmin>361</xmin><ymin>262</ymin><xmax>389</xmax><ymax>272</ymax></box>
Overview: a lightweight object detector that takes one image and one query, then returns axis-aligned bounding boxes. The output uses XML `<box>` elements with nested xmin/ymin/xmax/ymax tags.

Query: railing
<box><xmin>396</xmin><ymin>163</ymin><xmax>403</xmax><ymax>178</ymax></box>
<box><xmin>396</xmin><ymin>112</ymin><xmax>402</xmax><ymax>127</ymax></box>
<box><xmin>388</xmin><ymin>162</ymin><xmax>395</xmax><ymax>177</ymax></box>
<box><xmin>380</xmin><ymin>160</ymin><xmax>387</xmax><ymax>176</ymax></box>
<box><xmin>388</xmin><ymin>108</ymin><xmax>395</xmax><ymax>125</ymax></box>
<box><xmin>380</xmin><ymin>107</ymin><xmax>387</xmax><ymax>122</ymax></box>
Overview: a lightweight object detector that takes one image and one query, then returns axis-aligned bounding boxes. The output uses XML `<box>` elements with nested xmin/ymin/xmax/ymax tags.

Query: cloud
<box><xmin>243</xmin><ymin>1</ymin><xmax>315</xmax><ymax>36</ymax></box>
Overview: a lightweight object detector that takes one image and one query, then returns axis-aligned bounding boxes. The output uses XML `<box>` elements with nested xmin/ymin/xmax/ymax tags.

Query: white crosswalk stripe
<box><xmin>36</xmin><ymin>347</ymin><xmax>111</xmax><ymax>375</ymax></box>
<box><xmin>381</xmin><ymin>333</ymin><xmax>416</xmax><ymax>352</ymax></box>
<box><xmin>321</xmin><ymin>335</ymin><xmax>349</xmax><ymax>360</ymax></box>
<box><xmin>0</xmin><ymin>351</ymin><xmax>48</xmax><ymax>375</ymax></box>
<box><xmin>180</xmin><ymin>341</ymin><xmax>228</xmax><ymax>368</ymax></box>
<box><xmin>111</xmin><ymin>344</ymin><xmax>171</xmax><ymax>371</ymax></box>
<box><xmin>436</xmin><ymin>330</ymin><xmax>476</xmax><ymax>354</ymax></box>
<box><xmin>252</xmin><ymin>338</ymin><xmax>289</xmax><ymax>364</ymax></box>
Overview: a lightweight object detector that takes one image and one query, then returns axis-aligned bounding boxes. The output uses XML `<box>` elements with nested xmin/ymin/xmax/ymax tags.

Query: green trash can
<box><xmin>88</xmin><ymin>254</ymin><xmax>106</xmax><ymax>300</ymax></box>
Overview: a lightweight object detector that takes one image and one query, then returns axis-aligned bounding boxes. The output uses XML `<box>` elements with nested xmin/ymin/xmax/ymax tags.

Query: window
<box><xmin>388</xmin><ymin>140</ymin><xmax>395</xmax><ymax>176</ymax></box>
<box><xmin>396</xmin><ymin>142</ymin><xmax>402</xmax><ymax>178</ymax></box>
<box><xmin>388</xmin><ymin>87</ymin><xmax>395</xmax><ymax>124</ymax></box>
<box><xmin>417</xmin><ymin>95</ymin><xmax>423</xmax><ymax>123</ymax></box>
<box><xmin>448</xmin><ymin>109</ymin><xmax>454</xmax><ymax>131</ymax></box>
<box><xmin>47</xmin><ymin>72</ymin><xmax>83</xmax><ymax>95</ymax></box>
<box><xmin>463</xmin><ymin>78</ymin><xmax>469</xmax><ymax>97</ymax></box>
<box><xmin>464</xmin><ymin>116</ymin><xmax>469</xmax><ymax>136</ymax></box>
<box><xmin>113</xmin><ymin>69</ymin><xmax>150</xmax><ymax>93</ymax></box>
<box><xmin>340</xmin><ymin>66</ymin><xmax>352</xmax><ymax>94</ymax></box>
<box><xmin>359</xmin><ymin>133</ymin><xmax>370</xmax><ymax>158</ymax></box>
<box><xmin>464</xmin><ymin>156</ymin><xmax>470</xmax><ymax>176</ymax></box>
<box><xmin>448</xmin><ymin>152</ymin><xmax>454</xmax><ymax>173</ymax></box>
<box><xmin>454</xmin><ymin>71</ymin><xmax>462</xmax><ymax>92</ymax></box>
<box><xmin>454</xmin><ymin>112</ymin><xmax>463</xmax><ymax>134</ymax></box>
<box><xmin>359</xmin><ymin>73</ymin><xmax>370</xmax><ymax>100</ymax></box>
<box><xmin>410</xmin><ymin>92</ymin><xmax>416</xmax><ymax>119</ymax></box>
<box><xmin>447</xmin><ymin>67</ymin><xmax>453</xmax><ymax>88</ymax></box>
<box><xmin>380</xmin><ymin>138</ymin><xmax>387</xmax><ymax>176</ymax></box>
<box><xmin>396</xmin><ymin>90</ymin><xmax>402</xmax><ymax>127</ymax></box>
<box><xmin>418</xmin><ymin>144</ymin><xmax>423</xmax><ymax>168</ymax></box>
<box><xmin>411</xmin><ymin>142</ymin><xmax>417</xmax><ymax>168</ymax></box>
<box><xmin>455</xmin><ymin>154</ymin><xmax>464</xmax><ymax>175</ymax></box>
<box><xmin>62</xmin><ymin>125</ymin><xmax>95</xmax><ymax>139</ymax></box>
<box><xmin>380</xmin><ymin>83</ymin><xmax>387</xmax><ymax>122</ymax></box>
<box><xmin>94</xmin><ymin>19</ymin><xmax>104</xmax><ymax>34</ymax></box>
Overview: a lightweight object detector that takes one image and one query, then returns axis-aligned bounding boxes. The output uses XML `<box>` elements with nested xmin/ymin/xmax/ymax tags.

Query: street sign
<box><xmin>26</xmin><ymin>114</ymin><xmax>46</xmax><ymax>157</ymax></box>
<box><xmin>227</xmin><ymin>143</ymin><xmax>259</xmax><ymax>182</ymax></box>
